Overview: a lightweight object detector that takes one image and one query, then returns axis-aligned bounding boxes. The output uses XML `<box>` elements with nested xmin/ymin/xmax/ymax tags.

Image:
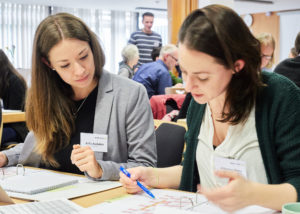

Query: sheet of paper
<box><xmin>153</xmin><ymin>206</ymin><xmax>279</xmax><ymax>214</ymax></box>
<box><xmin>2</xmin><ymin>109</ymin><xmax>22</xmax><ymax>113</ymax></box>
<box><xmin>0</xmin><ymin>198</ymin><xmax>83</xmax><ymax>213</ymax></box>
<box><xmin>84</xmin><ymin>189</ymin><xmax>279</xmax><ymax>214</ymax></box>
<box><xmin>154</xmin><ymin>206</ymin><xmax>197</xmax><ymax>214</ymax></box>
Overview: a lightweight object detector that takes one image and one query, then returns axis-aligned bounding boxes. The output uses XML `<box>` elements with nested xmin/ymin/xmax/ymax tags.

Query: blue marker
<box><xmin>120</xmin><ymin>166</ymin><xmax>155</xmax><ymax>199</ymax></box>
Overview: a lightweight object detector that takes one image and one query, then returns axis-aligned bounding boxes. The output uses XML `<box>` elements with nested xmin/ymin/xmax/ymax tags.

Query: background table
<box><xmin>2</xmin><ymin>112</ymin><xmax>25</xmax><ymax>123</ymax></box>
<box><xmin>0</xmin><ymin>168</ymin><xmax>128</xmax><ymax>208</ymax></box>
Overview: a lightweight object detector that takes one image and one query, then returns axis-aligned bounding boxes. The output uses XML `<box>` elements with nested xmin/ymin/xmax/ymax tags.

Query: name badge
<box><xmin>213</xmin><ymin>156</ymin><xmax>247</xmax><ymax>187</ymax></box>
<box><xmin>214</xmin><ymin>156</ymin><xmax>247</xmax><ymax>178</ymax></box>
<box><xmin>153</xmin><ymin>41</ymin><xmax>159</xmax><ymax>47</ymax></box>
<box><xmin>80</xmin><ymin>133</ymin><xmax>108</xmax><ymax>152</ymax></box>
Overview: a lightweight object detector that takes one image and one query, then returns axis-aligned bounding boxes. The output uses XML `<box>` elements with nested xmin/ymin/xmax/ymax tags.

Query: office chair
<box><xmin>150</xmin><ymin>94</ymin><xmax>186</xmax><ymax>119</ymax></box>
<box><xmin>155</xmin><ymin>122</ymin><xmax>186</xmax><ymax>167</ymax></box>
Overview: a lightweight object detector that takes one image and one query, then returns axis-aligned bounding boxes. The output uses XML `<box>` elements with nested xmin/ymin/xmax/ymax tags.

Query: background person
<box><xmin>0</xmin><ymin>49</ymin><xmax>28</xmax><ymax>145</ymax></box>
<box><xmin>257</xmin><ymin>32</ymin><xmax>275</xmax><ymax>71</ymax></box>
<box><xmin>151</xmin><ymin>47</ymin><xmax>161</xmax><ymax>61</ymax></box>
<box><xmin>274</xmin><ymin>32</ymin><xmax>300</xmax><ymax>88</ymax></box>
<box><xmin>118</xmin><ymin>44</ymin><xmax>139</xmax><ymax>79</ymax></box>
<box><xmin>120</xmin><ymin>5</ymin><xmax>300</xmax><ymax>212</ymax></box>
<box><xmin>289</xmin><ymin>47</ymin><xmax>298</xmax><ymax>58</ymax></box>
<box><xmin>128</xmin><ymin>12</ymin><xmax>162</xmax><ymax>66</ymax></box>
<box><xmin>0</xmin><ymin>13</ymin><xmax>156</xmax><ymax>181</ymax></box>
<box><xmin>150</xmin><ymin>47</ymin><xmax>182</xmax><ymax>86</ymax></box>
<box><xmin>133</xmin><ymin>44</ymin><xmax>177</xmax><ymax>99</ymax></box>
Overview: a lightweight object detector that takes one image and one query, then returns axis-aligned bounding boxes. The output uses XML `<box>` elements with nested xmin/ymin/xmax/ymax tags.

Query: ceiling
<box><xmin>233</xmin><ymin>0</ymin><xmax>300</xmax><ymax>15</ymax></box>
<box><xmin>0</xmin><ymin>0</ymin><xmax>300</xmax><ymax>15</ymax></box>
<box><xmin>0</xmin><ymin>0</ymin><xmax>167</xmax><ymax>12</ymax></box>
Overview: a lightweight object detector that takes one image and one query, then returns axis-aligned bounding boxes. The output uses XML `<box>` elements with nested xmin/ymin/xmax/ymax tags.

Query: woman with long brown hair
<box><xmin>120</xmin><ymin>4</ymin><xmax>300</xmax><ymax>212</ymax></box>
<box><xmin>0</xmin><ymin>13</ymin><xmax>156</xmax><ymax>180</ymax></box>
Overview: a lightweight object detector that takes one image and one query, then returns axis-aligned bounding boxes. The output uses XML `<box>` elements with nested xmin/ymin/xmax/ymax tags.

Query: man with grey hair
<box><xmin>133</xmin><ymin>44</ymin><xmax>178</xmax><ymax>98</ymax></box>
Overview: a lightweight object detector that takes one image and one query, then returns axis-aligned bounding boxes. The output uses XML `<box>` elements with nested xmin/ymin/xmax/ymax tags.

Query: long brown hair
<box><xmin>0</xmin><ymin>49</ymin><xmax>27</xmax><ymax>99</ymax></box>
<box><xmin>27</xmin><ymin>13</ymin><xmax>105</xmax><ymax>166</ymax></box>
<box><xmin>179</xmin><ymin>5</ymin><xmax>264</xmax><ymax>124</ymax></box>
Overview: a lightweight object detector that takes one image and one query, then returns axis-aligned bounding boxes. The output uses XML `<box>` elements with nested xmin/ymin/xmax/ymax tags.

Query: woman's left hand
<box><xmin>71</xmin><ymin>144</ymin><xmax>102</xmax><ymax>178</ymax></box>
<box><xmin>200</xmin><ymin>170</ymin><xmax>255</xmax><ymax>212</ymax></box>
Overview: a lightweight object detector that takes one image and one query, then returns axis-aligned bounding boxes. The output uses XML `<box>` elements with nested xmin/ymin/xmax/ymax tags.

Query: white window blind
<box><xmin>0</xmin><ymin>2</ymin><xmax>48</xmax><ymax>69</ymax></box>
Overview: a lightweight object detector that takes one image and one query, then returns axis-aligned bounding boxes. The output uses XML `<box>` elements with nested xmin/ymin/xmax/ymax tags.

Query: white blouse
<box><xmin>196</xmin><ymin>105</ymin><xmax>268</xmax><ymax>188</ymax></box>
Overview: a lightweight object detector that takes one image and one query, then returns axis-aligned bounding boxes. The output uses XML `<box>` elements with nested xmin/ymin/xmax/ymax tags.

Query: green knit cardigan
<box><xmin>179</xmin><ymin>71</ymin><xmax>300</xmax><ymax>201</ymax></box>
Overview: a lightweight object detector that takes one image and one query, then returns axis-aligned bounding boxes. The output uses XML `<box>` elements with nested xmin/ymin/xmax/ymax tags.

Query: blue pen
<box><xmin>120</xmin><ymin>166</ymin><xmax>155</xmax><ymax>199</ymax></box>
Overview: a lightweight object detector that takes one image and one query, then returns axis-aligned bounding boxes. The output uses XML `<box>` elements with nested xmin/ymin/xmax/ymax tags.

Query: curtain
<box><xmin>51</xmin><ymin>7</ymin><xmax>138</xmax><ymax>74</ymax></box>
<box><xmin>0</xmin><ymin>2</ymin><xmax>48</xmax><ymax>69</ymax></box>
<box><xmin>1</xmin><ymin>3</ymin><xmax>168</xmax><ymax>75</ymax></box>
<box><xmin>167</xmin><ymin>0</ymin><xmax>198</xmax><ymax>44</ymax></box>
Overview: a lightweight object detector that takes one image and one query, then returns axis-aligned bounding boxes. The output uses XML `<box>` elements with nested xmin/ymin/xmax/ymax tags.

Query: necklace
<box><xmin>73</xmin><ymin>96</ymin><xmax>88</xmax><ymax>117</ymax></box>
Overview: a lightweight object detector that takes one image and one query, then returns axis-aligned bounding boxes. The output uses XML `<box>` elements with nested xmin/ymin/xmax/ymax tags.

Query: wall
<box><xmin>278</xmin><ymin>11</ymin><xmax>300</xmax><ymax>61</ymax></box>
<box><xmin>250</xmin><ymin>10</ymin><xmax>300</xmax><ymax>66</ymax></box>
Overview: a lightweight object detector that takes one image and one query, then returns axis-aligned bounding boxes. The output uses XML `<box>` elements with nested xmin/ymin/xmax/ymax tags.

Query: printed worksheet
<box><xmin>83</xmin><ymin>189</ymin><xmax>279</xmax><ymax>214</ymax></box>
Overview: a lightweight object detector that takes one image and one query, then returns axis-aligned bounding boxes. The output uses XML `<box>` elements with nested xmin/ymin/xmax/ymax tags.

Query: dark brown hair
<box><xmin>151</xmin><ymin>47</ymin><xmax>161</xmax><ymax>61</ymax></box>
<box><xmin>179</xmin><ymin>4</ymin><xmax>264</xmax><ymax>124</ymax></box>
<box><xmin>0</xmin><ymin>49</ymin><xmax>27</xmax><ymax>99</ymax></box>
<box><xmin>27</xmin><ymin>13</ymin><xmax>105</xmax><ymax>166</ymax></box>
<box><xmin>142</xmin><ymin>12</ymin><xmax>154</xmax><ymax>20</ymax></box>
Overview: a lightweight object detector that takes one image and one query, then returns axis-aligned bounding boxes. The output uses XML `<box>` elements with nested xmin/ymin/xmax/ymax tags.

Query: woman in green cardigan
<box><xmin>119</xmin><ymin>4</ymin><xmax>300</xmax><ymax>212</ymax></box>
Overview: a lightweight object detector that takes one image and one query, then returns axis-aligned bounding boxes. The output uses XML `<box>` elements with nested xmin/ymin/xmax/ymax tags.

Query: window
<box><xmin>1</xmin><ymin>3</ymin><xmax>168</xmax><ymax>75</ymax></box>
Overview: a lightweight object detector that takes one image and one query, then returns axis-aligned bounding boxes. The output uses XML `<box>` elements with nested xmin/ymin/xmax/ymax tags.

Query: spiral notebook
<box><xmin>0</xmin><ymin>171</ymin><xmax>78</xmax><ymax>195</ymax></box>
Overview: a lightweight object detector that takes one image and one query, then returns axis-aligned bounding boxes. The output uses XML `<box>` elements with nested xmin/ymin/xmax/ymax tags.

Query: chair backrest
<box><xmin>150</xmin><ymin>94</ymin><xmax>186</xmax><ymax>119</ymax></box>
<box><xmin>155</xmin><ymin>122</ymin><xmax>186</xmax><ymax>167</ymax></box>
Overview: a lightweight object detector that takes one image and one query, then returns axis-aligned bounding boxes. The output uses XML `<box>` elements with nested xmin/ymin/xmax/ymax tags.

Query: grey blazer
<box><xmin>3</xmin><ymin>71</ymin><xmax>157</xmax><ymax>180</ymax></box>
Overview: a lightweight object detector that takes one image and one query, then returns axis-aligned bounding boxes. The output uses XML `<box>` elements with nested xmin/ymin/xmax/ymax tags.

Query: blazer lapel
<box><xmin>94</xmin><ymin>70</ymin><xmax>114</xmax><ymax>134</ymax></box>
<box><xmin>93</xmin><ymin>71</ymin><xmax>114</xmax><ymax>160</ymax></box>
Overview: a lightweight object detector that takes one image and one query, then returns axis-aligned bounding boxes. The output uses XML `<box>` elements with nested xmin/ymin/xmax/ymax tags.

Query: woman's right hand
<box><xmin>71</xmin><ymin>144</ymin><xmax>102</xmax><ymax>179</ymax></box>
<box><xmin>119</xmin><ymin>166</ymin><xmax>154</xmax><ymax>194</ymax></box>
<box><xmin>0</xmin><ymin>152</ymin><xmax>8</xmax><ymax>167</ymax></box>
